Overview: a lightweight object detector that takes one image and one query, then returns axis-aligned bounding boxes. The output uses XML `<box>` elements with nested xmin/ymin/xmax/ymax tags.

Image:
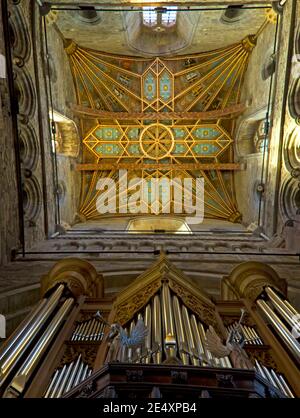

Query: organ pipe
<box><xmin>181</xmin><ymin>305</ymin><xmax>199</xmax><ymax>366</ymax></box>
<box><xmin>172</xmin><ymin>296</ymin><xmax>189</xmax><ymax>365</ymax></box>
<box><xmin>5</xmin><ymin>297</ymin><xmax>74</xmax><ymax>396</ymax></box>
<box><xmin>44</xmin><ymin>356</ymin><xmax>93</xmax><ymax>398</ymax></box>
<box><xmin>144</xmin><ymin>305</ymin><xmax>152</xmax><ymax>364</ymax></box>
<box><xmin>265</xmin><ymin>287</ymin><xmax>299</xmax><ymax>329</ymax></box>
<box><xmin>161</xmin><ymin>284</ymin><xmax>176</xmax><ymax>358</ymax></box>
<box><xmin>152</xmin><ymin>295</ymin><xmax>162</xmax><ymax>364</ymax></box>
<box><xmin>0</xmin><ymin>298</ymin><xmax>47</xmax><ymax>363</ymax></box>
<box><xmin>0</xmin><ymin>284</ymin><xmax>65</xmax><ymax>382</ymax></box>
<box><xmin>64</xmin><ymin>355</ymin><xmax>82</xmax><ymax>394</ymax></box>
<box><xmin>257</xmin><ymin>299</ymin><xmax>300</xmax><ymax>359</ymax></box>
<box><xmin>190</xmin><ymin>314</ymin><xmax>206</xmax><ymax>363</ymax></box>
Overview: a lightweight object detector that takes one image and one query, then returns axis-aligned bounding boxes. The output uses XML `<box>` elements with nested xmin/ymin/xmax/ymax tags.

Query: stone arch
<box><xmin>220</xmin><ymin>5</ymin><xmax>245</xmax><ymax>24</ymax></box>
<box><xmin>279</xmin><ymin>174</ymin><xmax>300</xmax><ymax>222</ymax></box>
<box><xmin>261</xmin><ymin>53</ymin><xmax>276</xmax><ymax>81</ymax></box>
<box><xmin>19</xmin><ymin>123</ymin><xmax>39</xmax><ymax>170</ymax></box>
<box><xmin>235</xmin><ymin>109</ymin><xmax>267</xmax><ymax>157</ymax></box>
<box><xmin>123</xmin><ymin>11</ymin><xmax>200</xmax><ymax>56</ymax></box>
<box><xmin>283</xmin><ymin>125</ymin><xmax>300</xmax><ymax>172</ymax></box>
<box><xmin>221</xmin><ymin>261</ymin><xmax>287</xmax><ymax>302</ymax></box>
<box><xmin>22</xmin><ymin>176</ymin><xmax>42</xmax><ymax>225</ymax></box>
<box><xmin>78</xmin><ymin>6</ymin><xmax>101</xmax><ymax>24</ymax></box>
<box><xmin>8</xmin><ymin>4</ymin><xmax>31</xmax><ymax>63</ymax></box>
<box><xmin>14</xmin><ymin>66</ymin><xmax>36</xmax><ymax>118</ymax></box>
<box><xmin>41</xmin><ymin>258</ymin><xmax>104</xmax><ymax>299</ymax></box>
<box><xmin>288</xmin><ymin>78</ymin><xmax>300</xmax><ymax>121</ymax></box>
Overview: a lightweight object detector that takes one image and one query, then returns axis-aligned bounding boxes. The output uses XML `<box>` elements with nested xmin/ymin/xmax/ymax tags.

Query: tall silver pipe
<box><xmin>270</xmin><ymin>369</ymin><xmax>289</xmax><ymax>397</ymax></box>
<box><xmin>144</xmin><ymin>304</ymin><xmax>152</xmax><ymax>364</ymax></box>
<box><xmin>89</xmin><ymin>320</ymin><xmax>99</xmax><ymax>341</ymax></box>
<box><xmin>161</xmin><ymin>284</ymin><xmax>176</xmax><ymax>358</ymax></box>
<box><xmin>172</xmin><ymin>296</ymin><xmax>189</xmax><ymax>365</ymax></box>
<box><xmin>152</xmin><ymin>294</ymin><xmax>162</xmax><ymax>364</ymax></box>
<box><xmin>257</xmin><ymin>299</ymin><xmax>300</xmax><ymax>359</ymax></box>
<box><xmin>265</xmin><ymin>287</ymin><xmax>299</xmax><ymax>328</ymax></box>
<box><xmin>50</xmin><ymin>365</ymin><xmax>67</xmax><ymax>398</ymax></box>
<box><xmin>198</xmin><ymin>322</ymin><xmax>214</xmax><ymax>365</ymax></box>
<box><xmin>262</xmin><ymin>364</ymin><xmax>279</xmax><ymax>390</ymax></box>
<box><xmin>0</xmin><ymin>298</ymin><xmax>48</xmax><ymax>363</ymax></box>
<box><xmin>181</xmin><ymin>306</ymin><xmax>199</xmax><ymax>366</ymax></box>
<box><xmin>5</xmin><ymin>298</ymin><xmax>74</xmax><ymax>396</ymax></box>
<box><xmin>44</xmin><ymin>369</ymin><xmax>60</xmax><ymax>398</ymax></box>
<box><xmin>0</xmin><ymin>284</ymin><xmax>65</xmax><ymax>380</ymax></box>
<box><xmin>81</xmin><ymin>364</ymin><xmax>89</xmax><ymax>382</ymax></box>
<box><xmin>240</xmin><ymin>324</ymin><xmax>253</xmax><ymax>344</ymax></box>
<box><xmin>190</xmin><ymin>315</ymin><xmax>206</xmax><ymax>364</ymax></box>
<box><xmin>64</xmin><ymin>355</ymin><xmax>82</xmax><ymax>394</ymax></box>
<box><xmin>278</xmin><ymin>374</ymin><xmax>295</xmax><ymax>398</ymax></box>
<box><xmin>255</xmin><ymin>360</ymin><xmax>268</xmax><ymax>380</ymax></box>
<box><xmin>56</xmin><ymin>361</ymin><xmax>74</xmax><ymax>398</ymax></box>
<box><xmin>73</xmin><ymin>361</ymin><xmax>84</xmax><ymax>388</ymax></box>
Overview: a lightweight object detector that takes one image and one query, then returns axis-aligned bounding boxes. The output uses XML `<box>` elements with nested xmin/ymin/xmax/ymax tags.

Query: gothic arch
<box><xmin>279</xmin><ymin>174</ymin><xmax>300</xmax><ymax>222</ymax></box>
<box><xmin>283</xmin><ymin>125</ymin><xmax>300</xmax><ymax>172</ymax></box>
<box><xmin>41</xmin><ymin>258</ymin><xmax>104</xmax><ymax>299</ymax></box>
<box><xmin>8</xmin><ymin>4</ymin><xmax>31</xmax><ymax>64</ymax></box>
<box><xmin>19</xmin><ymin>123</ymin><xmax>39</xmax><ymax>170</ymax></box>
<box><xmin>222</xmin><ymin>261</ymin><xmax>287</xmax><ymax>302</ymax></box>
<box><xmin>22</xmin><ymin>175</ymin><xmax>42</xmax><ymax>225</ymax></box>
<box><xmin>14</xmin><ymin>66</ymin><xmax>36</xmax><ymax>118</ymax></box>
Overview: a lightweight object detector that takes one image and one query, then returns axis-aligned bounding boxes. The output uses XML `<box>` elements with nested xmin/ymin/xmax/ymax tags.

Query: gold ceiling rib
<box><xmin>71</xmin><ymin>104</ymin><xmax>246</xmax><ymax>120</ymax></box>
<box><xmin>66</xmin><ymin>13</ymin><xmax>273</xmax><ymax>223</ymax></box>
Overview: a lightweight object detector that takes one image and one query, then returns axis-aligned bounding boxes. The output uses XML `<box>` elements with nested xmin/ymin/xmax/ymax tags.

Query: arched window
<box><xmin>78</xmin><ymin>6</ymin><xmax>101</xmax><ymax>24</ymax></box>
<box><xmin>143</xmin><ymin>7</ymin><xmax>157</xmax><ymax>27</ymax></box>
<box><xmin>143</xmin><ymin>6</ymin><xmax>177</xmax><ymax>28</ymax></box>
<box><xmin>221</xmin><ymin>5</ymin><xmax>244</xmax><ymax>24</ymax></box>
<box><xmin>262</xmin><ymin>54</ymin><xmax>276</xmax><ymax>81</ymax></box>
<box><xmin>161</xmin><ymin>6</ymin><xmax>178</xmax><ymax>27</ymax></box>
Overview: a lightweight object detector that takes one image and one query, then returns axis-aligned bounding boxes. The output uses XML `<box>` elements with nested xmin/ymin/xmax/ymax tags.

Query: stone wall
<box><xmin>0</xmin><ymin>0</ymin><xmax>20</xmax><ymax>266</ymax></box>
<box><xmin>234</xmin><ymin>17</ymin><xmax>276</xmax><ymax>228</ymax></box>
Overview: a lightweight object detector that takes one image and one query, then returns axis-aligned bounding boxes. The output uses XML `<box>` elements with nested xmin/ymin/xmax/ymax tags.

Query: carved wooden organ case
<box><xmin>0</xmin><ymin>257</ymin><xmax>299</xmax><ymax>398</ymax></box>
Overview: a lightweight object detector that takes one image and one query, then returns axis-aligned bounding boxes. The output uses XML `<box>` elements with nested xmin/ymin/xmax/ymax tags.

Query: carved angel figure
<box><xmin>106</xmin><ymin>319</ymin><xmax>148</xmax><ymax>363</ymax></box>
<box><xmin>205</xmin><ymin>321</ymin><xmax>254</xmax><ymax>370</ymax></box>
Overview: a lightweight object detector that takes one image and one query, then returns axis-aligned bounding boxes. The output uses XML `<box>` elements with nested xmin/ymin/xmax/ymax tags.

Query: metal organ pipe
<box><xmin>190</xmin><ymin>314</ymin><xmax>206</xmax><ymax>364</ymax></box>
<box><xmin>64</xmin><ymin>355</ymin><xmax>82</xmax><ymax>394</ymax></box>
<box><xmin>144</xmin><ymin>304</ymin><xmax>152</xmax><ymax>364</ymax></box>
<box><xmin>0</xmin><ymin>298</ymin><xmax>48</xmax><ymax>363</ymax></box>
<box><xmin>161</xmin><ymin>284</ymin><xmax>176</xmax><ymax>358</ymax></box>
<box><xmin>152</xmin><ymin>295</ymin><xmax>162</xmax><ymax>364</ymax></box>
<box><xmin>5</xmin><ymin>297</ymin><xmax>74</xmax><ymax>396</ymax></box>
<box><xmin>265</xmin><ymin>287</ymin><xmax>299</xmax><ymax>329</ymax></box>
<box><xmin>181</xmin><ymin>305</ymin><xmax>199</xmax><ymax>366</ymax></box>
<box><xmin>172</xmin><ymin>296</ymin><xmax>189</xmax><ymax>365</ymax></box>
<box><xmin>0</xmin><ymin>284</ymin><xmax>65</xmax><ymax>381</ymax></box>
<box><xmin>257</xmin><ymin>299</ymin><xmax>300</xmax><ymax>359</ymax></box>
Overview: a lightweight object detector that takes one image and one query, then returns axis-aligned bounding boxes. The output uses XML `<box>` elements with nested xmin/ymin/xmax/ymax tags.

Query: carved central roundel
<box><xmin>139</xmin><ymin>123</ymin><xmax>175</xmax><ymax>160</ymax></box>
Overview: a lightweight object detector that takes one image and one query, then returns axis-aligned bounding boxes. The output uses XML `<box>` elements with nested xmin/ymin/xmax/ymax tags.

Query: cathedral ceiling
<box><xmin>52</xmin><ymin>3</ymin><xmax>268</xmax><ymax>56</ymax></box>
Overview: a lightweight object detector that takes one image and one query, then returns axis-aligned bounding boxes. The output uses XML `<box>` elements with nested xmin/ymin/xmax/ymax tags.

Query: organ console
<box><xmin>0</xmin><ymin>256</ymin><xmax>299</xmax><ymax>398</ymax></box>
